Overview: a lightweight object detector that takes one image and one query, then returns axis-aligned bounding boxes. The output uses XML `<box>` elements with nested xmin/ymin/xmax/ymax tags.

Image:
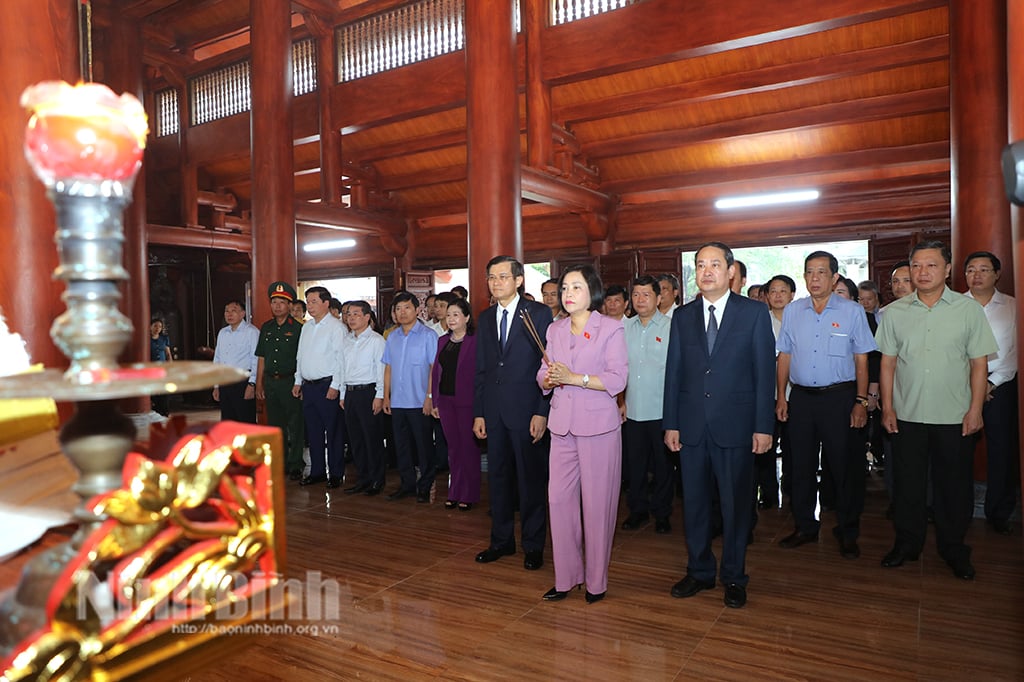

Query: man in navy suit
<box><xmin>663</xmin><ymin>242</ymin><xmax>776</xmax><ymax>608</ymax></box>
<box><xmin>473</xmin><ymin>256</ymin><xmax>553</xmax><ymax>570</ymax></box>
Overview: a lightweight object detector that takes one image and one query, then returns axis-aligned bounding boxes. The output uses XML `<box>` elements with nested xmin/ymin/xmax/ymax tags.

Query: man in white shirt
<box><xmin>964</xmin><ymin>251</ymin><xmax>1019</xmax><ymax>535</ymax></box>
<box><xmin>212</xmin><ymin>299</ymin><xmax>260</xmax><ymax>423</ymax></box>
<box><xmin>339</xmin><ymin>300</ymin><xmax>387</xmax><ymax>496</ymax></box>
<box><xmin>656</xmin><ymin>273</ymin><xmax>680</xmax><ymax>318</ymax></box>
<box><xmin>292</xmin><ymin>286</ymin><xmax>346</xmax><ymax>488</ymax></box>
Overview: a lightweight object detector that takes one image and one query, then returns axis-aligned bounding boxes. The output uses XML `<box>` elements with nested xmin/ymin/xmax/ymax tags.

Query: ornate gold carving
<box><xmin>2</xmin><ymin>422</ymin><xmax>283</xmax><ymax>682</ymax></box>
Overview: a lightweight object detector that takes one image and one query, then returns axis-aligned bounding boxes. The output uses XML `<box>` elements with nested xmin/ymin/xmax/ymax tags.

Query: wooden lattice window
<box><xmin>337</xmin><ymin>0</ymin><xmax>466</xmax><ymax>82</ymax></box>
<box><xmin>550</xmin><ymin>0</ymin><xmax>642</xmax><ymax>25</ymax></box>
<box><xmin>154</xmin><ymin>88</ymin><xmax>179</xmax><ymax>137</ymax></box>
<box><xmin>189</xmin><ymin>39</ymin><xmax>318</xmax><ymax>127</ymax></box>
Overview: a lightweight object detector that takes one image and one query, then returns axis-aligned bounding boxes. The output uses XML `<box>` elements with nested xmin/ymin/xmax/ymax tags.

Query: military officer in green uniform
<box><xmin>255</xmin><ymin>281</ymin><xmax>305</xmax><ymax>479</ymax></box>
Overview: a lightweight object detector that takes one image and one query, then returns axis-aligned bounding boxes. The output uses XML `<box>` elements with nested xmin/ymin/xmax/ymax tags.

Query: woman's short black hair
<box><xmin>836</xmin><ymin>276</ymin><xmax>859</xmax><ymax>301</ymax></box>
<box><xmin>447</xmin><ymin>297</ymin><xmax>475</xmax><ymax>334</ymax></box>
<box><xmin>559</xmin><ymin>264</ymin><xmax>605</xmax><ymax>312</ymax></box>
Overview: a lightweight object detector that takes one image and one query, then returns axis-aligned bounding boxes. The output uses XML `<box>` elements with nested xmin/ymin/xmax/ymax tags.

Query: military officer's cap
<box><xmin>268</xmin><ymin>281</ymin><xmax>297</xmax><ymax>302</ymax></box>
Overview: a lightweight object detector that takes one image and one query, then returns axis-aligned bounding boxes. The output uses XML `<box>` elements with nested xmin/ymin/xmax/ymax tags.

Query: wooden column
<box><xmin>1008</xmin><ymin>0</ymin><xmax>1024</xmax><ymax>505</ymax></box>
<box><xmin>250</xmin><ymin>0</ymin><xmax>296</xmax><ymax>324</ymax></box>
<box><xmin>524</xmin><ymin>0</ymin><xmax>551</xmax><ymax>171</ymax></box>
<box><xmin>950</xmin><ymin>0</ymin><xmax>1011</xmax><ymax>292</ymax></box>
<box><xmin>311</xmin><ymin>18</ymin><xmax>342</xmax><ymax>206</ymax></box>
<box><xmin>466</xmin><ymin>0</ymin><xmax>521</xmax><ymax>310</ymax></box>
<box><xmin>105</xmin><ymin>14</ymin><xmax>150</xmax><ymax>413</ymax></box>
<box><xmin>0</xmin><ymin>0</ymin><xmax>77</xmax><ymax>369</ymax></box>
<box><xmin>105</xmin><ymin>16</ymin><xmax>148</xmax><ymax>366</ymax></box>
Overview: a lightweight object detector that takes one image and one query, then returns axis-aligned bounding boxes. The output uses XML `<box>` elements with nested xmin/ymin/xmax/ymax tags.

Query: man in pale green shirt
<box><xmin>875</xmin><ymin>241</ymin><xmax>997</xmax><ymax>581</ymax></box>
<box><xmin>621</xmin><ymin>275</ymin><xmax>674</xmax><ymax>533</ymax></box>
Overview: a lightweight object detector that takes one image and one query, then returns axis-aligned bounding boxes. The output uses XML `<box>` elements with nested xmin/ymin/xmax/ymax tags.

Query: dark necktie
<box><xmin>707</xmin><ymin>304</ymin><xmax>718</xmax><ymax>354</ymax></box>
<box><xmin>499</xmin><ymin>308</ymin><xmax>508</xmax><ymax>348</ymax></box>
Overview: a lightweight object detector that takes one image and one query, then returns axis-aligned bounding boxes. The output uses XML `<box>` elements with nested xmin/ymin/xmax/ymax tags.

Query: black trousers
<box><xmin>219</xmin><ymin>379</ymin><xmax>256</xmax><ymax>423</ymax></box>
<box><xmin>391</xmin><ymin>408</ymin><xmax>436</xmax><ymax>495</ymax></box>
<box><xmin>345</xmin><ymin>386</ymin><xmax>385</xmax><ymax>488</ymax></box>
<box><xmin>485</xmin><ymin>417</ymin><xmax>549</xmax><ymax>553</ymax></box>
<box><xmin>892</xmin><ymin>421</ymin><xmax>976</xmax><ymax>563</ymax></box>
<box><xmin>623</xmin><ymin>418</ymin><xmax>674</xmax><ymax>519</ymax></box>
<box><xmin>983</xmin><ymin>377</ymin><xmax>1020</xmax><ymax>524</ymax></box>
<box><xmin>787</xmin><ymin>385</ymin><xmax>863</xmax><ymax>540</ymax></box>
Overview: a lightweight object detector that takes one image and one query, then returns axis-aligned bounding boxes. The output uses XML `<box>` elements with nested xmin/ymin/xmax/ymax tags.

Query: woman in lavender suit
<box><xmin>429</xmin><ymin>298</ymin><xmax>481</xmax><ymax>510</ymax></box>
<box><xmin>537</xmin><ymin>264</ymin><xmax>628</xmax><ymax>604</ymax></box>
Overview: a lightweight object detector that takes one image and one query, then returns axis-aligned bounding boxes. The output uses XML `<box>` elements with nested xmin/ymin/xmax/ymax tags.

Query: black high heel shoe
<box><xmin>444</xmin><ymin>500</ymin><xmax>457</xmax><ymax>509</ymax></box>
<box><xmin>542</xmin><ymin>585</ymin><xmax>580</xmax><ymax>601</ymax></box>
<box><xmin>585</xmin><ymin>590</ymin><xmax>606</xmax><ymax>604</ymax></box>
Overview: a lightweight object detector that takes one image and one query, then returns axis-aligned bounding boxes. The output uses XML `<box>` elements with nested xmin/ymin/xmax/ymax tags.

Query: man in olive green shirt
<box><xmin>255</xmin><ymin>281</ymin><xmax>306</xmax><ymax>480</ymax></box>
<box><xmin>876</xmin><ymin>241</ymin><xmax>997</xmax><ymax>581</ymax></box>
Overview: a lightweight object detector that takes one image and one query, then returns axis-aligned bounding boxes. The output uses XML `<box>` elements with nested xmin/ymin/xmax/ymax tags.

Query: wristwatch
<box><xmin>582</xmin><ymin>374</ymin><xmax>590</xmax><ymax>388</ymax></box>
<box><xmin>855</xmin><ymin>395</ymin><xmax>869</xmax><ymax>408</ymax></box>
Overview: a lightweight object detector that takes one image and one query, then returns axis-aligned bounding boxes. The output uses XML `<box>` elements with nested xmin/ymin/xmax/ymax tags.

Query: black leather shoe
<box><xmin>585</xmin><ymin>590</ymin><xmax>606</xmax><ymax>604</ymax></box>
<box><xmin>364</xmin><ymin>483</ymin><xmax>383</xmax><ymax>496</ymax></box>
<box><xmin>832</xmin><ymin>527</ymin><xmax>860</xmax><ymax>559</ymax></box>
<box><xmin>416</xmin><ymin>492</ymin><xmax>430</xmax><ymax>503</ymax></box>
<box><xmin>326</xmin><ymin>477</ymin><xmax>342</xmax><ymax>489</ymax></box>
<box><xmin>344</xmin><ymin>482</ymin><xmax>369</xmax><ymax>495</ymax></box>
<box><xmin>386</xmin><ymin>488</ymin><xmax>414</xmax><ymax>501</ymax></box>
<box><xmin>778</xmin><ymin>530</ymin><xmax>818</xmax><ymax>549</ymax></box>
<box><xmin>881</xmin><ymin>546</ymin><xmax>919</xmax><ymax>568</ymax></box>
<box><xmin>670</xmin><ymin>574</ymin><xmax>715</xmax><ymax>599</ymax></box>
<box><xmin>288</xmin><ymin>470</ymin><xmax>303</xmax><ymax>481</ymax></box>
<box><xmin>621</xmin><ymin>512</ymin><xmax>649</xmax><ymax>530</ymax></box>
<box><xmin>523</xmin><ymin>550</ymin><xmax>544</xmax><ymax>570</ymax></box>
<box><xmin>949</xmin><ymin>557</ymin><xmax>976</xmax><ymax>580</ymax></box>
<box><xmin>990</xmin><ymin>519</ymin><xmax>1015</xmax><ymax>535</ymax></box>
<box><xmin>299</xmin><ymin>474</ymin><xmax>327</xmax><ymax>486</ymax></box>
<box><xmin>542</xmin><ymin>586</ymin><xmax>568</xmax><ymax>601</ymax></box>
<box><xmin>476</xmin><ymin>546</ymin><xmax>515</xmax><ymax>563</ymax></box>
<box><xmin>655</xmin><ymin>517</ymin><xmax>671</xmax><ymax>534</ymax></box>
<box><xmin>723</xmin><ymin>583</ymin><xmax>747</xmax><ymax>608</ymax></box>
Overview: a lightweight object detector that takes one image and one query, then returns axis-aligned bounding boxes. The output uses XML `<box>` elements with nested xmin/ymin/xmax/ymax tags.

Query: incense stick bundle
<box><xmin>520</xmin><ymin>309</ymin><xmax>551</xmax><ymax>366</ymax></box>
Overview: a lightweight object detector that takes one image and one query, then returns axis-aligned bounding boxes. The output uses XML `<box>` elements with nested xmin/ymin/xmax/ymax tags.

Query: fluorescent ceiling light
<box><xmin>303</xmin><ymin>238</ymin><xmax>356</xmax><ymax>252</ymax></box>
<box><xmin>715</xmin><ymin>189</ymin><xmax>820</xmax><ymax>210</ymax></box>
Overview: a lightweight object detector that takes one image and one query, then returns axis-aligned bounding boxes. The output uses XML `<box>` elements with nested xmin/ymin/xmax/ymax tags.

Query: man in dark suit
<box><xmin>663</xmin><ymin>242</ymin><xmax>776</xmax><ymax>608</ymax></box>
<box><xmin>473</xmin><ymin>255</ymin><xmax>553</xmax><ymax>570</ymax></box>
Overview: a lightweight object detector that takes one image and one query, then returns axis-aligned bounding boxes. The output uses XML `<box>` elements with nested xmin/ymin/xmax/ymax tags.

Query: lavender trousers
<box><xmin>549</xmin><ymin>429</ymin><xmax>622</xmax><ymax>594</ymax></box>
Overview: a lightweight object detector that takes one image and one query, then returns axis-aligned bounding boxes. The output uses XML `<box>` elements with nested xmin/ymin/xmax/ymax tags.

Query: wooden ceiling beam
<box><xmin>291</xmin><ymin>0</ymin><xmax>339</xmax><ymax>24</ymax></box>
<box><xmin>620</xmin><ymin>162</ymin><xmax>950</xmax><ymax>206</ymax></box>
<box><xmin>558</xmin><ymin>35</ymin><xmax>948</xmax><ymax>125</ymax></box>
<box><xmin>610</xmin><ymin>187</ymin><xmax>946</xmax><ymax>229</ymax></box>
<box><xmin>119</xmin><ymin>0</ymin><xmax>177</xmax><ymax>19</ymax></box>
<box><xmin>586</xmin><ymin>87</ymin><xmax>949</xmax><ymax>159</ymax></box>
<box><xmin>381</xmin><ymin>165</ymin><xmax>467</xmax><ymax>192</ymax></box>
<box><xmin>182</xmin><ymin>17</ymin><xmax>252</xmax><ymax>51</ymax></box>
<box><xmin>544</xmin><ymin>0</ymin><xmax>946</xmax><ymax>83</ymax></box>
<box><xmin>294</xmin><ymin>201</ymin><xmax>406</xmax><ymax>238</ymax></box>
<box><xmin>603</xmin><ymin>141</ymin><xmax>949</xmax><ymax>195</ymax></box>
<box><xmin>142</xmin><ymin>42</ymin><xmax>194</xmax><ymax>70</ymax></box>
<box><xmin>351</xmin><ymin>128</ymin><xmax>467</xmax><ymax>164</ymax></box>
<box><xmin>521</xmin><ymin>166</ymin><xmax>613</xmax><ymax>214</ymax></box>
<box><xmin>147</xmin><ymin>224</ymin><xmax>252</xmax><ymax>252</ymax></box>
<box><xmin>416</xmin><ymin>202</ymin><xmax>563</xmax><ymax>230</ymax></box>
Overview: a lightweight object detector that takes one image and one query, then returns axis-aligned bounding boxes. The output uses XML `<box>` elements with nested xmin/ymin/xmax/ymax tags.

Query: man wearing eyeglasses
<box><xmin>473</xmin><ymin>256</ymin><xmax>553</xmax><ymax>571</ymax></box>
<box><xmin>963</xmin><ymin>251</ymin><xmax>1019</xmax><ymax>536</ymax></box>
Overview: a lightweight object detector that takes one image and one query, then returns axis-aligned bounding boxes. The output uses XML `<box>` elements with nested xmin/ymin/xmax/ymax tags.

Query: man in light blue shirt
<box><xmin>212</xmin><ymin>299</ymin><xmax>259</xmax><ymax>423</ymax></box>
<box><xmin>775</xmin><ymin>251</ymin><xmax>877</xmax><ymax>559</ymax></box>
<box><xmin>383</xmin><ymin>291</ymin><xmax>437</xmax><ymax>502</ymax></box>
<box><xmin>621</xmin><ymin>275</ymin><xmax>674</xmax><ymax>533</ymax></box>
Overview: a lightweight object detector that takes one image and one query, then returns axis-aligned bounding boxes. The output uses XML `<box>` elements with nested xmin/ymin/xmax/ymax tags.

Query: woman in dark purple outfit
<box><xmin>428</xmin><ymin>298</ymin><xmax>481</xmax><ymax>510</ymax></box>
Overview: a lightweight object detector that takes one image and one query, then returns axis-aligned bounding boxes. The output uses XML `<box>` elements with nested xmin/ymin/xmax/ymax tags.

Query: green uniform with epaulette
<box><xmin>257</xmin><ymin>282</ymin><xmax>305</xmax><ymax>476</ymax></box>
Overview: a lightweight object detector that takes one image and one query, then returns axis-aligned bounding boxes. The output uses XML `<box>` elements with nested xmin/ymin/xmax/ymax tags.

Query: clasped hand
<box><xmin>544</xmin><ymin>361</ymin><xmax>575</xmax><ymax>388</ymax></box>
